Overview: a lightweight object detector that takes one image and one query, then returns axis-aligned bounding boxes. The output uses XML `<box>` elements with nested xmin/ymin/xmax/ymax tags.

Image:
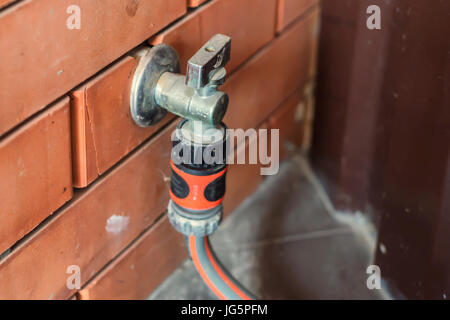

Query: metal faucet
<box><xmin>129</xmin><ymin>35</ymin><xmax>255</xmax><ymax>300</ymax></box>
<box><xmin>129</xmin><ymin>34</ymin><xmax>232</xmax><ymax>237</ymax></box>
<box><xmin>129</xmin><ymin>34</ymin><xmax>231</xmax><ymax>129</ymax></box>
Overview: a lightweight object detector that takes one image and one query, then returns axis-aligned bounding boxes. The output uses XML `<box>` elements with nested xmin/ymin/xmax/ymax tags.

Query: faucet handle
<box><xmin>186</xmin><ymin>34</ymin><xmax>231</xmax><ymax>89</ymax></box>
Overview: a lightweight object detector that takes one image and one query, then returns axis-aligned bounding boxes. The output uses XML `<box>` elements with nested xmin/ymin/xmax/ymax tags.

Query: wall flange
<box><xmin>130</xmin><ymin>44</ymin><xmax>180</xmax><ymax>127</ymax></box>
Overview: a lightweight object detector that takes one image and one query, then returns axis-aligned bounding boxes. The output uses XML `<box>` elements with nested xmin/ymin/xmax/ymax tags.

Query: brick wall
<box><xmin>0</xmin><ymin>0</ymin><xmax>320</xmax><ymax>299</ymax></box>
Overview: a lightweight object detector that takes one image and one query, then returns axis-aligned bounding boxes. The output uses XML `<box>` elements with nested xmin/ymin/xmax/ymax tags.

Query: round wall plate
<box><xmin>130</xmin><ymin>44</ymin><xmax>180</xmax><ymax>127</ymax></box>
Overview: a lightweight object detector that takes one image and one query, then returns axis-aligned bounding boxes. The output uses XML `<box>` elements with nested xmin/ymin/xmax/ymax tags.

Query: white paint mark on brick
<box><xmin>159</xmin><ymin>169</ymin><xmax>170</xmax><ymax>182</ymax></box>
<box><xmin>105</xmin><ymin>215</ymin><xmax>130</xmax><ymax>235</ymax></box>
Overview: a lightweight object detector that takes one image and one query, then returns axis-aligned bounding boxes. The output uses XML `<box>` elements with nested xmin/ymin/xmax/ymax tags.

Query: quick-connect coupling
<box><xmin>167</xmin><ymin>120</ymin><xmax>228</xmax><ymax>236</ymax></box>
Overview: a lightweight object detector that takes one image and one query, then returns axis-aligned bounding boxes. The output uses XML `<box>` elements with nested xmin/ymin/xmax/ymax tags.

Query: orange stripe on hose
<box><xmin>189</xmin><ymin>236</ymin><xmax>227</xmax><ymax>300</ymax></box>
<box><xmin>204</xmin><ymin>237</ymin><xmax>252</xmax><ymax>300</ymax></box>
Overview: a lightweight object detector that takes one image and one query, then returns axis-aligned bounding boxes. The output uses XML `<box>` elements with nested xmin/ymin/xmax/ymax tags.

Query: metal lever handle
<box><xmin>186</xmin><ymin>34</ymin><xmax>231</xmax><ymax>89</ymax></box>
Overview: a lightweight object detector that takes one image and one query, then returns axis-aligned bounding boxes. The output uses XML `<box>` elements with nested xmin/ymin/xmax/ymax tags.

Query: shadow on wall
<box><xmin>312</xmin><ymin>0</ymin><xmax>450</xmax><ymax>299</ymax></box>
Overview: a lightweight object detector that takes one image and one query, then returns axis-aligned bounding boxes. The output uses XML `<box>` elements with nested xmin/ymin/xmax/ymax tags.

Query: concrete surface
<box><xmin>149</xmin><ymin>153</ymin><xmax>390</xmax><ymax>300</ymax></box>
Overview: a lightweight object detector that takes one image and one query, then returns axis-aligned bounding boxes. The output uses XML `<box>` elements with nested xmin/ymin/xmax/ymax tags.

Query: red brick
<box><xmin>70</xmin><ymin>56</ymin><xmax>175</xmax><ymax>188</ymax></box>
<box><xmin>267</xmin><ymin>89</ymin><xmax>306</xmax><ymax>160</ymax></box>
<box><xmin>223</xmin><ymin>7</ymin><xmax>320</xmax><ymax>131</ymax></box>
<box><xmin>224</xmin><ymin>134</ymin><xmax>263</xmax><ymax>218</ymax></box>
<box><xmin>0</xmin><ymin>121</ymin><xmax>178</xmax><ymax>299</ymax></box>
<box><xmin>187</xmin><ymin>0</ymin><xmax>208</xmax><ymax>7</ymax></box>
<box><xmin>78</xmin><ymin>216</ymin><xmax>186</xmax><ymax>299</ymax></box>
<box><xmin>0</xmin><ymin>98</ymin><xmax>72</xmax><ymax>254</ymax></box>
<box><xmin>150</xmin><ymin>0</ymin><xmax>277</xmax><ymax>73</ymax></box>
<box><xmin>0</xmin><ymin>0</ymin><xmax>14</xmax><ymax>9</ymax></box>
<box><xmin>0</xmin><ymin>0</ymin><xmax>185</xmax><ymax>136</ymax></box>
<box><xmin>277</xmin><ymin>0</ymin><xmax>319</xmax><ymax>32</ymax></box>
